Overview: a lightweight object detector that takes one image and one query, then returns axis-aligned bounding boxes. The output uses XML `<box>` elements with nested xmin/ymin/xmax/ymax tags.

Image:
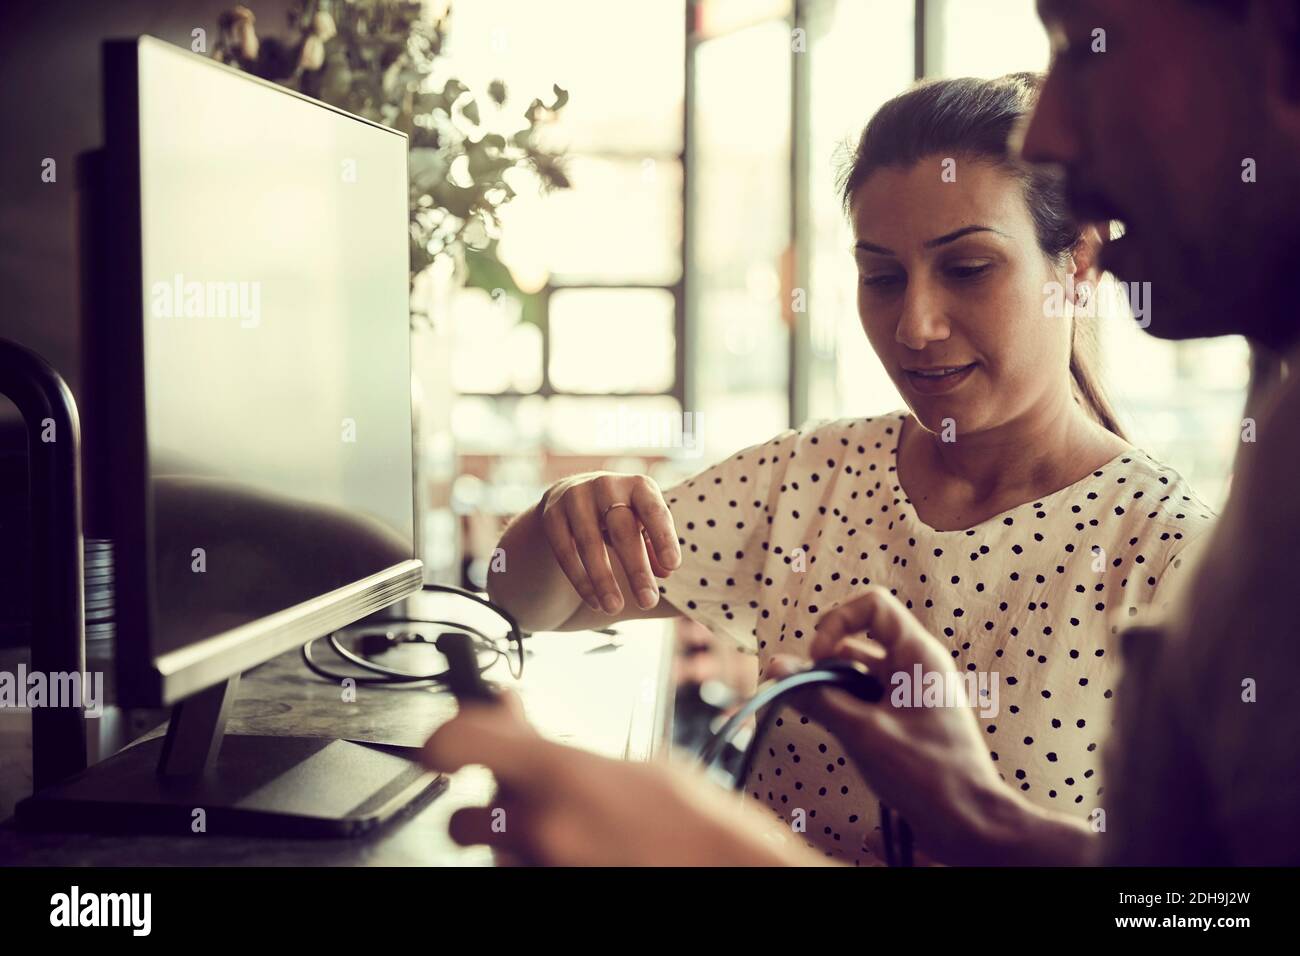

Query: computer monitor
<box><xmin>17</xmin><ymin>37</ymin><xmax>438</xmax><ymax>835</ymax></box>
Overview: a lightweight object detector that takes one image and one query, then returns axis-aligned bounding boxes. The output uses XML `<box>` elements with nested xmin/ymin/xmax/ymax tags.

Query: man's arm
<box><xmin>766</xmin><ymin>587</ymin><xmax>1098</xmax><ymax>866</ymax></box>
<box><xmin>978</xmin><ymin>787</ymin><xmax>1097</xmax><ymax>865</ymax></box>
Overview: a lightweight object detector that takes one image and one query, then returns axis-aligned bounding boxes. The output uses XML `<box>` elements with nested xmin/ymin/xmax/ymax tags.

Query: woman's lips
<box><xmin>902</xmin><ymin>362</ymin><xmax>978</xmax><ymax>395</ymax></box>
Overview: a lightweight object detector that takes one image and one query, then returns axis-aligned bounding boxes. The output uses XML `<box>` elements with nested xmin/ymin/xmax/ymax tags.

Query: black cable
<box><xmin>299</xmin><ymin>583</ymin><xmax>526</xmax><ymax>687</ymax></box>
<box><xmin>898</xmin><ymin>814</ymin><xmax>914</xmax><ymax>867</ymax></box>
<box><xmin>422</xmin><ymin>583</ymin><xmax>526</xmax><ymax>679</ymax></box>
<box><xmin>301</xmin><ymin>618</ymin><xmax>505</xmax><ymax>684</ymax></box>
<box><xmin>696</xmin><ymin>663</ymin><xmax>914</xmax><ymax>866</ymax></box>
<box><xmin>879</xmin><ymin>802</ymin><xmax>913</xmax><ymax>866</ymax></box>
<box><xmin>881</xmin><ymin>802</ymin><xmax>896</xmax><ymax>866</ymax></box>
<box><xmin>697</xmin><ymin>665</ymin><xmax>873</xmax><ymax>769</ymax></box>
<box><xmin>731</xmin><ymin>698</ymin><xmax>783</xmax><ymax>793</ymax></box>
<box><xmin>300</xmin><ymin>629</ymin><xmax>496</xmax><ymax>686</ymax></box>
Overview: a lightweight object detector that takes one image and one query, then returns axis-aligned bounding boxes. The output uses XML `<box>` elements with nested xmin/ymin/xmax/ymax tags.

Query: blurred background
<box><xmin>418</xmin><ymin>0</ymin><xmax>1250</xmax><ymax>729</ymax></box>
<box><xmin>429</xmin><ymin>0</ymin><xmax>1248</xmax><ymax>592</ymax></box>
<box><xmin>0</xmin><ymin>0</ymin><xmax>1248</xmax><ymax>683</ymax></box>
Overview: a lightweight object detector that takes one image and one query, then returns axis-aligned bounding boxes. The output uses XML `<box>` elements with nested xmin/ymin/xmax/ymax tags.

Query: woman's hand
<box><xmin>422</xmin><ymin>689</ymin><xmax>826</xmax><ymax>866</ymax></box>
<box><xmin>767</xmin><ymin>586</ymin><xmax>1093</xmax><ymax>866</ymax></box>
<box><xmin>540</xmin><ymin>473</ymin><xmax>681</xmax><ymax>616</ymax></box>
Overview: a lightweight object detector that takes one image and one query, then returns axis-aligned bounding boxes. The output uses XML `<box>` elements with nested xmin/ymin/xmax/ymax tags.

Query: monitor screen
<box><xmin>106</xmin><ymin>38</ymin><xmax>417</xmax><ymax>688</ymax></box>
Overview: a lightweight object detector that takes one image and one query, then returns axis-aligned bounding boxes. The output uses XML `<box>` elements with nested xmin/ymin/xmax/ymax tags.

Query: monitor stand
<box><xmin>15</xmin><ymin>676</ymin><xmax>447</xmax><ymax>837</ymax></box>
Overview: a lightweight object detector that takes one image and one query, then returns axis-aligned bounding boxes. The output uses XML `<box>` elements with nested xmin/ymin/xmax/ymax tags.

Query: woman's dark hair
<box><xmin>837</xmin><ymin>72</ymin><xmax>1125</xmax><ymax>439</ymax></box>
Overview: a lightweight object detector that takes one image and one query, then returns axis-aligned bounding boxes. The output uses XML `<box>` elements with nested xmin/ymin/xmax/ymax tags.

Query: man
<box><xmin>422</xmin><ymin>0</ymin><xmax>1300</xmax><ymax>866</ymax></box>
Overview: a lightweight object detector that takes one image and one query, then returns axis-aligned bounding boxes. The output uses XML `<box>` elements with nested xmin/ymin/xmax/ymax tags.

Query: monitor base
<box><xmin>15</xmin><ymin>734</ymin><xmax>446</xmax><ymax>838</ymax></box>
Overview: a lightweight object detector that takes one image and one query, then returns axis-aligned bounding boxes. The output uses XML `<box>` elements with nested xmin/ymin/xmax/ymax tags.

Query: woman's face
<box><xmin>850</xmin><ymin>158</ymin><xmax>1073</xmax><ymax>436</ymax></box>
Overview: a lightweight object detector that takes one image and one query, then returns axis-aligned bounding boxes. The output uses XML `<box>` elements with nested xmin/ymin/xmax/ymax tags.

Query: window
<box><xmin>439</xmin><ymin>0</ymin><xmax>1247</xmax><ymax>585</ymax></box>
<box><xmin>802</xmin><ymin>0</ymin><xmax>915</xmax><ymax>422</ymax></box>
<box><xmin>433</xmin><ymin>1</ymin><xmax>687</xmax><ymax>584</ymax></box>
<box><xmin>688</xmin><ymin>9</ymin><xmax>795</xmax><ymax>460</ymax></box>
<box><xmin>442</xmin><ymin>0</ymin><xmax>686</xmax><ymax>463</ymax></box>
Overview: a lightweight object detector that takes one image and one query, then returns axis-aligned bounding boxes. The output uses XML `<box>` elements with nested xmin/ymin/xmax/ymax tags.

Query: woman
<box><xmin>482</xmin><ymin>74</ymin><xmax>1213</xmax><ymax>865</ymax></box>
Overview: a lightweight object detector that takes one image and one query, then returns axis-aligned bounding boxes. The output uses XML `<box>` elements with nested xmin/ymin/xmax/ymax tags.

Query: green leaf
<box><xmin>430</xmin><ymin>181</ymin><xmax>476</xmax><ymax>219</ymax></box>
<box><xmin>467</xmin><ymin>144</ymin><xmax>512</xmax><ymax>180</ymax></box>
<box><xmin>210</xmin><ymin>1</ymin><xmax>568</xmax><ymax>301</ymax></box>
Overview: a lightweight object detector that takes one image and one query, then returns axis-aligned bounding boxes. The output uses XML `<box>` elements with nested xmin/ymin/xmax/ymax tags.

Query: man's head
<box><xmin>1021</xmin><ymin>0</ymin><xmax>1300</xmax><ymax>351</ymax></box>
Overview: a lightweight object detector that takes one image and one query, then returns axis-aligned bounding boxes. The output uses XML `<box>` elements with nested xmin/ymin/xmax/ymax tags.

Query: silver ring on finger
<box><xmin>599</xmin><ymin>501</ymin><xmax>634</xmax><ymax>531</ymax></box>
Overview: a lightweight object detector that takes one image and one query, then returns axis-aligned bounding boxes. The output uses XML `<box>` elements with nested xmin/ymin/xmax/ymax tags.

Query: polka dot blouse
<box><xmin>657</xmin><ymin>411</ymin><xmax>1215</xmax><ymax>865</ymax></box>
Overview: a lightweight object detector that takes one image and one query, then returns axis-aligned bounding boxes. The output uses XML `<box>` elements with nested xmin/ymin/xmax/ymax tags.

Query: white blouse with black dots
<box><xmin>657</xmin><ymin>411</ymin><xmax>1215</xmax><ymax>866</ymax></box>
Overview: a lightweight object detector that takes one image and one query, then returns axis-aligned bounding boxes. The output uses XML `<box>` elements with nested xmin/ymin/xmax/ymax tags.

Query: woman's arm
<box><xmin>486</xmin><ymin>496</ymin><xmax>585</xmax><ymax>633</ymax></box>
<box><xmin>486</xmin><ymin>473</ymin><xmax>683</xmax><ymax>633</ymax></box>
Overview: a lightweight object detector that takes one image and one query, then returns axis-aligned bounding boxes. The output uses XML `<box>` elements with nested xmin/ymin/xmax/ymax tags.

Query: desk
<box><xmin>0</xmin><ymin>595</ymin><xmax>675</xmax><ymax>866</ymax></box>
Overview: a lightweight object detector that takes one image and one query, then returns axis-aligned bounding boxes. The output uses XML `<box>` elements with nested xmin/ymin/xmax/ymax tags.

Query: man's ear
<box><xmin>1068</xmin><ymin>224</ymin><xmax>1105</xmax><ymax>302</ymax></box>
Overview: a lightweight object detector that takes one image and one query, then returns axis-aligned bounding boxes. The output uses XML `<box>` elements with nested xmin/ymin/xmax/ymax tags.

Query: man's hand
<box><xmin>768</xmin><ymin>586</ymin><xmax>1094</xmax><ymax>866</ymax></box>
<box><xmin>421</xmin><ymin>689</ymin><xmax>829</xmax><ymax>867</ymax></box>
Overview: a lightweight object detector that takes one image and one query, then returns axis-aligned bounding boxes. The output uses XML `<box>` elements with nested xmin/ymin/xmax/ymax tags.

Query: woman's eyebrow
<box><xmin>853</xmin><ymin>240</ymin><xmax>896</xmax><ymax>256</ymax></box>
<box><xmin>923</xmin><ymin>225</ymin><xmax>1009</xmax><ymax>248</ymax></box>
<box><xmin>854</xmin><ymin>225</ymin><xmax>1009</xmax><ymax>256</ymax></box>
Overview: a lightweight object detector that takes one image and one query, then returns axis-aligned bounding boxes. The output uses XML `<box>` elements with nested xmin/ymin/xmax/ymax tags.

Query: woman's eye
<box><xmin>860</xmin><ymin>274</ymin><xmax>902</xmax><ymax>289</ymax></box>
<box><xmin>946</xmin><ymin>262</ymin><xmax>992</xmax><ymax>281</ymax></box>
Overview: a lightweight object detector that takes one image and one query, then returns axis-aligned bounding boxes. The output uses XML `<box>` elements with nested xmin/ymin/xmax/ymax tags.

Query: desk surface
<box><xmin>0</xmin><ymin>599</ymin><xmax>675</xmax><ymax>866</ymax></box>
